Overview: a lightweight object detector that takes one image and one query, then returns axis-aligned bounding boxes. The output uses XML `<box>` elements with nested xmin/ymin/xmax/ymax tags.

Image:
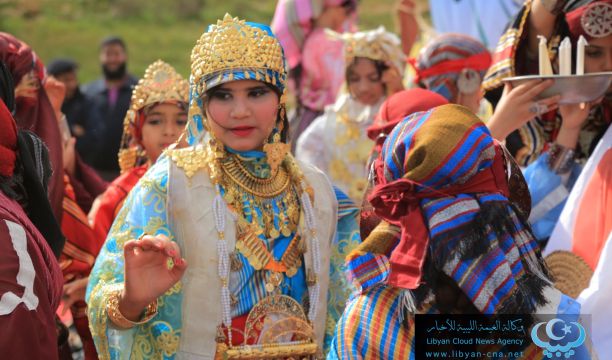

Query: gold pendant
<box><xmin>281</xmin><ymin>226</ymin><xmax>291</xmax><ymax>237</ymax></box>
<box><xmin>230</xmin><ymin>252</ymin><xmax>243</xmax><ymax>272</ymax></box>
<box><xmin>265</xmin><ymin>271</ymin><xmax>283</xmax><ymax>293</ymax></box>
<box><xmin>263</xmin><ymin>133</ymin><xmax>289</xmax><ymax>174</ymax></box>
<box><xmin>269</xmin><ymin>228</ymin><xmax>280</xmax><ymax>239</ymax></box>
<box><xmin>286</xmin><ymin>266</ymin><xmax>298</xmax><ymax>278</ymax></box>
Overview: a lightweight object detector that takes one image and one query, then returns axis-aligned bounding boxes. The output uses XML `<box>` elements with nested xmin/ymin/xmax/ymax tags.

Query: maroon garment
<box><xmin>69</xmin><ymin>155</ymin><xmax>108</xmax><ymax>213</ymax></box>
<box><xmin>0</xmin><ymin>99</ymin><xmax>17</xmax><ymax>177</ymax></box>
<box><xmin>0</xmin><ymin>190</ymin><xmax>63</xmax><ymax>359</ymax></box>
<box><xmin>0</xmin><ymin>32</ymin><xmax>64</xmax><ymax>221</ymax></box>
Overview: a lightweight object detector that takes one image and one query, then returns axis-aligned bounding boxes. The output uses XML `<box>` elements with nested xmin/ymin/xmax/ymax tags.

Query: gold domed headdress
<box><xmin>185</xmin><ymin>14</ymin><xmax>289</xmax><ymax>146</ymax></box>
<box><xmin>117</xmin><ymin>60</ymin><xmax>189</xmax><ymax>173</ymax></box>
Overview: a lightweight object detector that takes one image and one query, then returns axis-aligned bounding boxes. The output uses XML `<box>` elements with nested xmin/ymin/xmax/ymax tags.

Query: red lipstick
<box><xmin>230</xmin><ymin>126</ymin><xmax>255</xmax><ymax>137</ymax></box>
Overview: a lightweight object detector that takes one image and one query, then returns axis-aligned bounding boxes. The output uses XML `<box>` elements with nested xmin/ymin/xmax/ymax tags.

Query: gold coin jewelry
<box><xmin>265</xmin><ymin>272</ymin><xmax>284</xmax><ymax>293</ymax></box>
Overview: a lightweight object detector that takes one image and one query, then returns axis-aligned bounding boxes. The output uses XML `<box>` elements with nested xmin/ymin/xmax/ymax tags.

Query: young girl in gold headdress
<box><xmin>89</xmin><ymin>60</ymin><xmax>189</xmax><ymax>241</ymax></box>
<box><xmin>87</xmin><ymin>15</ymin><xmax>345</xmax><ymax>359</ymax></box>
<box><xmin>296</xmin><ymin>27</ymin><xmax>405</xmax><ymax>204</ymax></box>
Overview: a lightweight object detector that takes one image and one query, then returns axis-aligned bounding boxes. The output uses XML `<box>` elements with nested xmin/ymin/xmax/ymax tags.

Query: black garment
<box><xmin>16</xmin><ymin>130</ymin><xmax>65</xmax><ymax>258</ymax></box>
<box><xmin>62</xmin><ymin>87</ymin><xmax>99</xmax><ymax>164</ymax></box>
<box><xmin>82</xmin><ymin>75</ymin><xmax>137</xmax><ymax>180</ymax></box>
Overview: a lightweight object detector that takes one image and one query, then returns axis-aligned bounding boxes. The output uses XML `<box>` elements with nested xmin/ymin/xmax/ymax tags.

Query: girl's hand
<box><xmin>119</xmin><ymin>234</ymin><xmax>187</xmax><ymax>321</ymax></box>
<box><xmin>488</xmin><ymin>79</ymin><xmax>560</xmax><ymax>140</ymax></box>
<box><xmin>555</xmin><ymin>97</ymin><xmax>603</xmax><ymax>149</ymax></box>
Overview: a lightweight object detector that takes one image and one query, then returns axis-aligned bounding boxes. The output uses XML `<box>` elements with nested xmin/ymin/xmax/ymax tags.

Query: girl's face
<box><xmin>14</xmin><ymin>70</ymin><xmax>40</xmax><ymax>100</ymax></box>
<box><xmin>140</xmin><ymin>102</ymin><xmax>188</xmax><ymax>162</ymax></box>
<box><xmin>585</xmin><ymin>35</ymin><xmax>612</xmax><ymax>73</ymax></box>
<box><xmin>206</xmin><ymin>80</ymin><xmax>279</xmax><ymax>152</ymax></box>
<box><xmin>584</xmin><ymin>35</ymin><xmax>612</xmax><ymax>94</ymax></box>
<box><xmin>347</xmin><ymin>58</ymin><xmax>386</xmax><ymax>106</ymax></box>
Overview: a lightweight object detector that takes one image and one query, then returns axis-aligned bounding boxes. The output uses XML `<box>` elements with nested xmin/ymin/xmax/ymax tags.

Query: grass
<box><xmin>3</xmin><ymin>0</ymin><xmax>401</xmax><ymax>83</ymax></box>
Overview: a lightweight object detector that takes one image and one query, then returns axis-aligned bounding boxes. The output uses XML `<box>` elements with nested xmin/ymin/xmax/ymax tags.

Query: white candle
<box><xmin>576</xmin><ymin>35</ymin><xmax>588</xmax><ymax>75</ymax></box>
<box><xmin>538</xmin><ymin>35</ymin><xmax>553</xmax><ymax>76</ymax></box>
<box><xmin>559</xmin><ymin>37</ymin><xmax>572</xmax><ymax>75</ymax></box>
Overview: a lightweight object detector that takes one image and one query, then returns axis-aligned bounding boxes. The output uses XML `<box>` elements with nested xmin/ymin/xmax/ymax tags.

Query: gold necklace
<box><xmin>218</xmin><ymin>153</ymin><xmax>304</xmax><ymax>285</ymax></box>
<box><xmin>220</xmin><ymin>154</ymin><xmax>291</xmax><ymax>198</ymax></box>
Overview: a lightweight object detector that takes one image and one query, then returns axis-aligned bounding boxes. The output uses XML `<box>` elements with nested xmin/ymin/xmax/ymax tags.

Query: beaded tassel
<box><xmin>214</xmin><ymin>189</ymin><xmax>233</xmax><ymax>345</ymax></box>
<box><xmin>300</xmin><ymin>184</ymin><xmax>321</xmax><ymax>322</ymax></box>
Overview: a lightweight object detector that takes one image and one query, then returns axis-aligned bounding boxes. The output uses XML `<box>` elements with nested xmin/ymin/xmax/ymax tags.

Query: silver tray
<box><xmin>502</xmin><ymin>72</ymin><xmax>612</xmax><ymax>104</ymax></box>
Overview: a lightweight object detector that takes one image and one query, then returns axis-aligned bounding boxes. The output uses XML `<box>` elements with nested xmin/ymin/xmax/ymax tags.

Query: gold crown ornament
<box><xmin>326</xmin><ymin>26</ymin><xmax>406</xmax><ymax>77</ymax></box>
<box><xmin>190</xmin><ymin>14</ymin><xmax>288</xmax><ymax>97</ymax></box>
<box><xmin>128</xmin><ymin>60</ymin><xmax>189</xmax><ymax>115</ymax></box>
<box><xmin>118</xmin><ymin>60</ymin><xmax>189</xmax><ymax>173</ymax></box>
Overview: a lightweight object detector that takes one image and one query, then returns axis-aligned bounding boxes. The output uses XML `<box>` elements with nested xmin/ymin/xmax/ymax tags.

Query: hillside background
<box><xmin>1</xmin><ymin>0</ymin><xmax>430</xmax><ymax>82</ymax></box>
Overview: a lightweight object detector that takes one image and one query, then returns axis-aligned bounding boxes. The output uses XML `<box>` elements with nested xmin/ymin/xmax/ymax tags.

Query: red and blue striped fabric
<box><xmin>331</xmin><ymin>104</ymin><xmax>551</xmax><ymax>359</ymax></box>
<box><xmin>377</xmin><ymin>104</ymin><xmax>547</xmax><ymax>315</ymax></box>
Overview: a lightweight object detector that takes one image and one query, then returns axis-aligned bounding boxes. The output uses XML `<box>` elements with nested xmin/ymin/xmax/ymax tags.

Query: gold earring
<box><xmin>118</xmin><ymin>147</ymin><xmax>138</xmax><ymax>174</ymax></box>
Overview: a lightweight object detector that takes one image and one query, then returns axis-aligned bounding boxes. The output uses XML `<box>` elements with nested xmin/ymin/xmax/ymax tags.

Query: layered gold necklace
<box><xmin>218</xmin><ymin>153</ymin><xmax>304</xmax><ymax>286</ymax></box>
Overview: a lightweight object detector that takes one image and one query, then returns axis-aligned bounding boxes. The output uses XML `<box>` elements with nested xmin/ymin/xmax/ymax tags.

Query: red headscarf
<box><xmin>367</xmin><ymin>88</ymin><xmax>449</xmax><ymax>141</ymax></box>
<box><xmin>0</xmin><ymin>33</ymin><xmax>64</xmax><ymax>220</ymax></box>
<box><xmin>0</xmin><ymin>100</ymin><xmax>17</xmax><ymax>177</ymax></box>
<box><xmin>565</xmin><ymin>0</ymin><xmax>612</xmax><ymax>41</ymax></box>
<box><xmin>365</xmin><ymin>89</ymin><xmax>449</xmax><ymax>171</ymax></box>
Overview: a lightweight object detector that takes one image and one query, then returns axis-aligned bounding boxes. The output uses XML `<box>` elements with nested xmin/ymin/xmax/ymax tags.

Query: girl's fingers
<box><xmin>522</xmin><ymin>79</ymin><xmax>555</xmax><ymax>100</ymax></box>
<box><xmin>162</xmin><ymin>241</ymin><xmax>181</xmax><ymax>261</ymax></box>
<box><xmin>535</xmin><ymin>94</ymin><xmax>562</xmax><ymax>113</ymax></box>
<box><xmin>172</xmin><ymin>258</ymin><xmax>188</xmax><ymax>275</ymax></box>
<box><xmin>502</xmin><ymin>82</ymin><xmax>513</xmax><ymax>96</ymax></box>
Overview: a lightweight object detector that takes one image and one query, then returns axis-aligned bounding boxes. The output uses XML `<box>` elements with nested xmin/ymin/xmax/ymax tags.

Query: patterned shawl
<box><xmin>349</xmin><ymin>104</ymin><xmax>551</xmax><ymax>316</ymax></box>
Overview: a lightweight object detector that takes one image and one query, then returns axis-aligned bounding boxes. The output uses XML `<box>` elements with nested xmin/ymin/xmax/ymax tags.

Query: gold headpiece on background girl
<box><xmin>326</xmin><ymin>26</ymin><xmax>406</xmax><ymax>76</ymax></box>
<box><xmin>118</xmin><ymin>60</ymin><xmax>189</xmax><ymax>173</ymax></box>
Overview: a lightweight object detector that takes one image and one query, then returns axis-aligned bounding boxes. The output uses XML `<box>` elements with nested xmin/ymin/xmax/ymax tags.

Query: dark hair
<box><xmin>341</xmin><ymin>0</ymin><xmax>358</xmax><ymax>13</ymax></box>
<box><xmin>46</xmin><ymin>58</ymin><xmax>78</xmax><ymax>77</ymax></box>
<box><xmin>100</xmin><ymin>36</ymin><xmax>127</xmax><ymax>51</ymax></box>
<box><xmin>204</xmin><ymin>81</ymin><xmax>290</xmax><ymax>143</ymax></box>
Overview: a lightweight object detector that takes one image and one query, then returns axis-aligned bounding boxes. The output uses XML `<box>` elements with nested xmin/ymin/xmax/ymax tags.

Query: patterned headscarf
<box><xmin>361</xmin><ymin>89</ymin><xmax>449</xmax><ymax>239</ymax></box>
<box><xmin>186</xmin><ymin>14</ymin><xmax>289</xmax><ymax>146</ymax></box>
<box><xmin>565</xmin><ymin>0</ymin><xmax>612</xmax><ymax>40</ymax></box>
<box><xmin>354</xmin><ymin>104</ymin><xmax>550</xmax><ymax>315</ymax></box>
<box><xmin>410</xmin><ymin>33</ymin><xmax>491</xmax><ymax>101</ymax></box>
